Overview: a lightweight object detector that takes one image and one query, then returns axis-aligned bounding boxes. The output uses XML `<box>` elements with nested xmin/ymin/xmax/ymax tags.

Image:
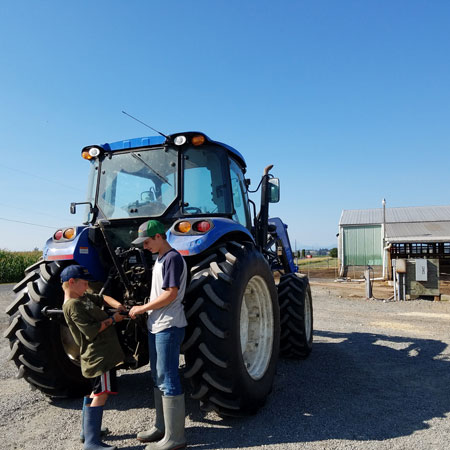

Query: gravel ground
<box><xmin>1</xmin><ymin>282</ymin><xmax>450</xmax><ymax>450</ymax></box>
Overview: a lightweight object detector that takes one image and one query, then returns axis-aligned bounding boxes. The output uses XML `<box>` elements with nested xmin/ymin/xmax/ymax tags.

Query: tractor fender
<box><xmin>42</xmin><ymin>226</ymin><xmax>105</xmax><ymax>280</ymax></box>
<box><xmin>167</xmin><ymin>217</ymin><xmax>254</xmax><ymax>256</ymax></box>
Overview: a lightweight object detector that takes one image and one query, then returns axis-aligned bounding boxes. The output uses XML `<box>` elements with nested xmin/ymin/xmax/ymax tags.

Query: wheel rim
<box><xmin>60</xmin><ymin>326</ymin><xmax>81</xmax><ymax>365</ymax></box>
<box><xmin>240</xmin><ymin>275</ymin><xmax>274</xmax><ymax>380</ymax></box>
<box><xmin>304</xmin><ymin>289</ymin><xmax>312</xmax><ymax>341</ymax></box>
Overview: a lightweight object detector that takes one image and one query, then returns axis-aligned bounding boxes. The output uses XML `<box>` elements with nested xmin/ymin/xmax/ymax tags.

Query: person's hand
<box><xmin>129</xmin><ymin>305</ymin><xmax>146</xmax><ymax>320</ymax></box>
<box><xmin>113</xmin><ymin>312</ymin><xmax>126</xmax><ymax>323</ymax></box>
<box><xmin>117</xmin><ymin>304</ymin><xmax>127</xmax><ymax>312</ymax></box>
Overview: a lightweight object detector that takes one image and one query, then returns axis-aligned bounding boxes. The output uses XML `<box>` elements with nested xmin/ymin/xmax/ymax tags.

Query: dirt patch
<box><xmin>298</xmin><ymin>268</ymin><xmax>339</xmax><ymax>279</ymax></box>
<box><xmin>440</xmin><ymin>280</ymin><xmax>450</xmax><ymax>295</ymax></box>
<box><xmin>310</xmin><ymin>279</ymin><xmax>394</xmax><ymax>300</ymax></box>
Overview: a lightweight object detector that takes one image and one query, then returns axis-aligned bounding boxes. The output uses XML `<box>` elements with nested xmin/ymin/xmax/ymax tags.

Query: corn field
<box><xmin>295</xmin><ymin>256</ymin><xmax>339</xmax><ymax>278</ymax></box>
<box><xmin>0</xmin><ymin>250</ymin><xmax>41</xmax><ymax>284</ymax></box>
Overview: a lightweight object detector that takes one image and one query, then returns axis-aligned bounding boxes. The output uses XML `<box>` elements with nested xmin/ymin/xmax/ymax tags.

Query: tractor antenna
<box><xmin>121</xmin><ymin>110</ymin><xmax>169</xmax><ymax>139</ymax></box>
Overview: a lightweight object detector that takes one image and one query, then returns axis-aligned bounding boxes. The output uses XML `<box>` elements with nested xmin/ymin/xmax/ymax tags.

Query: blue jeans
<box><xmin>148</xmin><ymin>326</ymin><xmax>185</xmax><ymax>396</ymax></box>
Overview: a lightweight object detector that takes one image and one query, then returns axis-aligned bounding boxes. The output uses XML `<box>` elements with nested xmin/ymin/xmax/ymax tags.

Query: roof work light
<box><xmin>82</xmin><ymin>146</ymin><xmax>103</xmax><ymax>160</ymax></box>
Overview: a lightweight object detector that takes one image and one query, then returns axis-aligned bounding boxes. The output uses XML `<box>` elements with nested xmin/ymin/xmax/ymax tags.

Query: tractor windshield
<box><xmin>87</xmin><ymin>143</ymin><xmax>234</xmax><ymax>221</ymax></box>
<box><xmin>95</xmin><ymin>147</ymin><xmax>178</xmax><ymax>219</ymax></box>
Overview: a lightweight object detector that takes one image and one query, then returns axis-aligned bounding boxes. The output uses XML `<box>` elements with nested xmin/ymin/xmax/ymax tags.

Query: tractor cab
<box><xmin>79</xmin><ymin>132</ymin><xmax>252</xmax><ymax>232</ymax></box>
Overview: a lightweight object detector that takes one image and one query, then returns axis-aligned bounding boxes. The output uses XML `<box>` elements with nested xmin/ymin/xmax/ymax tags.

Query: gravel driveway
<box><xmin>1</xmin><ymin>282</ymin><xmax>449</xmax><ymax>450</ymax></box>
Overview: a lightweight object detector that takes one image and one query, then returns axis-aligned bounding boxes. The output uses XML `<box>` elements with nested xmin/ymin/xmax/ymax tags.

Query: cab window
<box><xmin>229</xmin><ymin>158</ymin><xmax>250</xmax><ymax>229</ymax></box>
<box><xmin>183</xmin><ymin>146</ymin><xmax>233</xmax><ymax>214</ymax></box>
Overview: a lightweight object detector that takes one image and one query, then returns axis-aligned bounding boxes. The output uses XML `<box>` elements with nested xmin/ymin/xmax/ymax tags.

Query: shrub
<box><xmin>0</xmin><ymin>250</ymin><xmax>41</xmax><ymax>284</ymax></box>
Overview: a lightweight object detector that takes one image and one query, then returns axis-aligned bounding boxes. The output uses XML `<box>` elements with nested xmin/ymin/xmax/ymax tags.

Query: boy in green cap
<box><xmin>129</xmin><ymin>220</ymin><xmax>187</xmax><ymax>450</ymax></box>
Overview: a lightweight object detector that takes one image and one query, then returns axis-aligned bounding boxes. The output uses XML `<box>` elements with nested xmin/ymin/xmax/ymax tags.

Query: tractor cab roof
<box><xmin>98</xmin><ymin>132</ymin><xmax>247</xmax><ymax>170</ymax></box>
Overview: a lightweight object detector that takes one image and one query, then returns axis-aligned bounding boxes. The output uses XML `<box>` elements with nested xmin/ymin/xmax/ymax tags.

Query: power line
<box><xmin>0</xmin><ymin>202</ymin><xmax>63</xmax><ymax>220</ymax></box>
<box><xmin>0</xmin><ymin>164</ymin><xmax>84</xmax><ymax>192</ymax></box>
<box><xmin>0</xmin><ymin>217</ymin><xmax>56</xmax><ymax>229</ymax></box>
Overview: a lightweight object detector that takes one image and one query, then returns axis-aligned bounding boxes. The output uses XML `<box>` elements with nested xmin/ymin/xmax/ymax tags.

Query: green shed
<box><xmin>342</xmin><ymin>225</ymin><xmax>383</xmax><ymax>266</ymax></box>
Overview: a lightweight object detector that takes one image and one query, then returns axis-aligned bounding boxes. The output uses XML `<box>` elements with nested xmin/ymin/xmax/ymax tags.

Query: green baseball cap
<box><xmin>132</xmin><ymin>220</ymin><xmax>166</xmax><ymax>245</ymax></box>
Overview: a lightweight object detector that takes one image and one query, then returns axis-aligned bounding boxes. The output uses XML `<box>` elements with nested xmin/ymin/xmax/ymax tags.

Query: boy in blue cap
<box><xmin>129</xmin><ymin>220</ymin><xmax>187</xmax><ymax>450</ymax></box>
<box><xmin>61</xmin><ymin>264</ymin><xmax>126</xmax><ymax>450</ymax></box>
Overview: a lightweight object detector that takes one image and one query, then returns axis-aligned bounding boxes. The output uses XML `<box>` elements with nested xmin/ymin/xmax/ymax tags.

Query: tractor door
<box><xmin>182</xmin><ymin>146</ymin><xmax>233</xmax><ymax>216</ymax></box>
<box><xmin>229</xmin><ymin>158</ymin><xmax>252</xmax><ymax>230</ymax></box>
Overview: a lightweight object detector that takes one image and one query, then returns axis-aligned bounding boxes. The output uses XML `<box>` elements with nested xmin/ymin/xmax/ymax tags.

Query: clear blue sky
<box><xmin>1</xmin><ymin>1</ymin><xmax>449</xmax><ymax>251</ymax></box>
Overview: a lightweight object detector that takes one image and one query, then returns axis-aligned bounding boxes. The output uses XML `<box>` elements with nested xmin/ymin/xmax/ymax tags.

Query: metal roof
<box><xmin>386</xmin><ymin>222</ymin><xmax>450</xmax><ymax>243</ymax></box>
<box><xmin>340</xmin><ymin>205</ymin><xmax>450</xmax><ymax>226</ymax></box>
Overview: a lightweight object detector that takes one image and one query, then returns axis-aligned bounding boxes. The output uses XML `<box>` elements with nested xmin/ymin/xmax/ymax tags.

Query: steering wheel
<box><xmin>184</xmin><ymin>206</ymin><xmax>202</xmax><ymax>214</ymax></box>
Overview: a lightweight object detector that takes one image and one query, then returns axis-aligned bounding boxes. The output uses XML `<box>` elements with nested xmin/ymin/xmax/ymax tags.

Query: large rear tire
<box><xmin>182</xmin><ymin>241</ymin><xmax>280</xmax><ymax>416</ymax></box>
<box><xmin>4</xmin><ymin>261</ymin><xmax>90</xmax><ymax>397</ymax></box>
<box><xmin>277</xmin><ymin>273</ymin><xmax>313</xmax><ymax>358</ymax></box>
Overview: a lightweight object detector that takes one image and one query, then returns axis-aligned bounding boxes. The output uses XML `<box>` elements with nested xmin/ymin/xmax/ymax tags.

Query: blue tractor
<box><xmin>5</xmin><ymin>132</ymin><xmax>313</xmax><ymax>416</ymax></box>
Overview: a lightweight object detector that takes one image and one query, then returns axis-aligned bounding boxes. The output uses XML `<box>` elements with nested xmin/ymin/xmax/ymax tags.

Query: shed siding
<box><xmin>343</xmin><ymin>225</ymin><xmax>382</xmax><ymax>266</ymax></box>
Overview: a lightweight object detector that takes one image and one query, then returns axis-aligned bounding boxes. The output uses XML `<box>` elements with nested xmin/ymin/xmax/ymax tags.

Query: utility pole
<box><xmin>382</xmin><ymin>198</ymin><xmax>387</xmax><ymax>280</ymax></box>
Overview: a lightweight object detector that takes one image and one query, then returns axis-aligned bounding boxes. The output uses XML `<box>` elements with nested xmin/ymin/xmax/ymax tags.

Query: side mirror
<box><xmin>70</xmin><ymin>201</ymin><xmax>95</xmax><ymax>215</ymax></box>
<box><xmin>268</xmin><ymin>178</ymin><xmax>280</xmax><ymax>203</ymax></box>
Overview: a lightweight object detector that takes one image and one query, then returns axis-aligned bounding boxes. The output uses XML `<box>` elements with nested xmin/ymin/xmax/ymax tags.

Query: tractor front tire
<box><xmin>278</xmin><ymin>273</ymin><xmax>313</xmax><ymax>358</ymax></box>
<box><xmin>183</xmin><ymin>242</ymin><xmax>280</xmax><ymax>416</ymax></box>
<box><xmin>4</xmin><ymin>260</ymin><xmax>90</xmax><ymax>397</ymax></box>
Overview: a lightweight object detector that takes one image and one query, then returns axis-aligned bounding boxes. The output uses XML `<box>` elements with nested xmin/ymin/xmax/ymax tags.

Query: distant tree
<box><xmin>301</xmin><ymin>249</ymin><xmax>306</xmax><ymax>258</ymax></box>
<box><xmin>329</xmin><ymin>247</ymin><xmax>338</xmax><ymax>258</ymax></box>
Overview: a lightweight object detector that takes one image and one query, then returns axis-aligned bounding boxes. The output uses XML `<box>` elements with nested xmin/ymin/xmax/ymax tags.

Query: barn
<box><xmin>338</xmin><ymin>204</ymin><xmax>450</xmax><ymax>280</ymax></box>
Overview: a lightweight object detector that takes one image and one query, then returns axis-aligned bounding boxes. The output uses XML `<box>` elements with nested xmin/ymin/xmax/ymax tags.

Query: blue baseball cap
<box><xmin>60</xmin><ymin>265</ymin><xmax>93</xmax><ymax>282</ymax></box>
